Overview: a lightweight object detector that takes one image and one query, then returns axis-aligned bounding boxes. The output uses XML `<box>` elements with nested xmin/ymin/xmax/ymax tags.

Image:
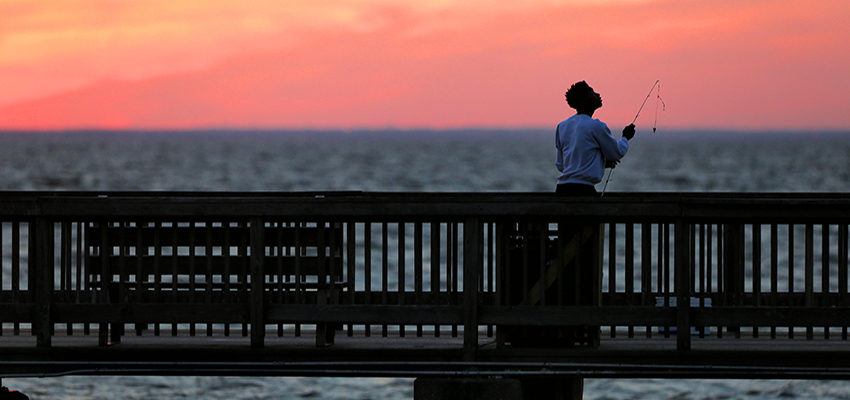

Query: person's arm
<box><xmin>595</xmin><ymin>122</ymin><xmax>630</xmax><ymax>162</ymax></box>
<box><xmin>554</xmin><ymin>126</ymin><xmax>565</xmax><ymax>172</ymax></box>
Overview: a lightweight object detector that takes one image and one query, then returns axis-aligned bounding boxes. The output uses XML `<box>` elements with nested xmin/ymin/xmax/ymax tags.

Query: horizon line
<box><xmin>1</xmin><ymin>127</ymin><xmax>848</xmax><ymax>135</ymax></box>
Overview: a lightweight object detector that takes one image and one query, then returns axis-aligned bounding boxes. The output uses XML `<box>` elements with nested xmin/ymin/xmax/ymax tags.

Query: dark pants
<box><xmin>555</xmin><ymin>183</ymin><xmax>599</xmax><ymax>197</ymax></box>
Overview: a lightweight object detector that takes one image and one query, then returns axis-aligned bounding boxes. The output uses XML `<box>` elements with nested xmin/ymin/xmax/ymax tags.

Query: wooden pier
<box><xmin>2</xmin><ymin>191</ymin><xmax>850</xmax><ymax>399</ymax></box>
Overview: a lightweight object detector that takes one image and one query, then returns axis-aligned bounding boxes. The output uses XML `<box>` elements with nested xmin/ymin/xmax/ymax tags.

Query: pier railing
<box><xmin>1</xmin><ymin>192</ymin><xmax>849</xmax><ymax>355</ymax></box>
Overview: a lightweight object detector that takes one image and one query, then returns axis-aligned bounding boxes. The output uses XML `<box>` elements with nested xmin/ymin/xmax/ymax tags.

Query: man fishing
<box><xmin>555</xmin><ymin>81</ymin><xmax>636</xmax><ymax>196</ymax></box>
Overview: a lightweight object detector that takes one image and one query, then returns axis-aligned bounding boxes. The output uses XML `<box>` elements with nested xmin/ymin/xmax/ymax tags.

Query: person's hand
<box><xmin>623</xmin><ymin>124</ymin><xmax>636</xmax><ymax>140</ymax></box>
<box><xmin>606</xmin><ymin>159</ymin><xmax>619</xmax><ymax>169</ymax></box>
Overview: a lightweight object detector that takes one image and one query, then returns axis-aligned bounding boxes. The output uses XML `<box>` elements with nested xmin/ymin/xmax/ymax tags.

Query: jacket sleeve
<box><xmin>594</xmin><ymin>122</ymin><xmax>629</xmax><ymax>161</ymax></box>
<box><xmin>554</xmin><ymin>125</ymin><xmax>565</xmax><ymax>172</ymax></box>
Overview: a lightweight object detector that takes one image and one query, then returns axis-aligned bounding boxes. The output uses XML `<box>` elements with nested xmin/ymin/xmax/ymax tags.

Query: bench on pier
<box><xmin>85</xmin><ymin>222</ymin><xmax>344</xmax><ymax>347</ymax></box>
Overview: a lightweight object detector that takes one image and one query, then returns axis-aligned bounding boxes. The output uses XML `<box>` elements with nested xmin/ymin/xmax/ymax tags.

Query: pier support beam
<box><xmin>414</xmin><ymin>377</ymin><xmax>583</xmax><ymax>400</ymax></box>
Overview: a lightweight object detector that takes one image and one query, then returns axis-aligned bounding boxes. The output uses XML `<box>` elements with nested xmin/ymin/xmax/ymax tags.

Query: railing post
<box><xmin>35</xmin><ymin>217</ymin><xmax>54</xmax><ymax>348</ymax></box>
<box><xmin>250</xmin><ymin>217</ymin><xmax>265</xmax><ymax>349</ymax></box>
<box><xmin>675</xmin><ymin>218</ymin><xmax>691</xmax><ymax>351</ymax></box>
<box><xmin>463</xmin><ymin>217</ymin><xmax>482</xmax><ymax>362</ymax></box>
<box><xmin>723</xmin><ymin>223</ymin><xmax>744</xmax><ymax>337</ymax></box>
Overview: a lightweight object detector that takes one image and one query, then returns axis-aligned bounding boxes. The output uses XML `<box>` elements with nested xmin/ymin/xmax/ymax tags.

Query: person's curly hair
<box><xmin>565</xmin><ymin>81</ymin><xmax>592</xmax><ymax>109</ymax></box>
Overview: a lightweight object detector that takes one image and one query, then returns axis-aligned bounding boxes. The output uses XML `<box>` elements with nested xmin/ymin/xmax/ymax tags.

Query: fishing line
<box><xmin>601</xmin><ymin>80</ymin><xmax>663</xmax><ymax>197</ymax></box>
<box><xmin>631</xmin><ymin>80</ymin><xmax>659</xmax><ymax>125</ymax></box>
<box><xmin>653</xmin><ymin>83</ymin><xmax>666</xmax><ymax>133</ymax></box>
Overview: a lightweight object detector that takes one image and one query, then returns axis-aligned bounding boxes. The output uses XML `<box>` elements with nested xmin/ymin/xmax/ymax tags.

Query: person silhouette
<box><xmin>555</xmin><ymin>81</ymin><xmax>636</xmax><ymax>196</ymax></box>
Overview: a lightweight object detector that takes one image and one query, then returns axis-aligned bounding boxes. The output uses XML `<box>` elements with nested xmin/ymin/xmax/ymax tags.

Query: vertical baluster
<box><xmin>840</xmin><ymin>223</ymin><xmax>848</xmax><ymax>340</ymax></box>
<box><xmin>552</xmin><ymin>223</ymin><xmax>562</xmax><ymax>313</ymax></box>
<box><xmin>788</xmin><ymin>224</ymin><xmax>795</xmax><ymax>339</ymax></box>
<box><xmin>539</xmin><ymin>223</ymin><xmax>547</xmax><ymax>307</ymax></box>
<box><xmin>452</xmin><ymin>222</ymin><xmax>459</xmax><ymax>338</ymax></box>
<box><xmin>294</xmin><ymin>222</ymin><xmax>302</xmax><ymax>309</ymax></box>
<box><xmin>171</xmin><ymin>222</ymin><xmax>179</xmax><ymax>337</ymax></box>
<box><xmin>315</xmin><ymin>220</ymin><xmax>328</xmax><ymax>346</ymax></box>
<box><xmin>137</xmin><ymin>221</ymin><xmax>146</xmax><ymax>336</ymax></box>
<box><xmin>223</xmin><ymin>222</ymin><xmax>232</xmax><ymax>337</ymax></box>
<box><xmin>655</xmin><ymin>223</ymin><xmax>665</xmax><ymax>338</ymax></box>
<box><xmin>364</xmin><ymin>222</ymin><xmax>372</xmax><ymax>337</ymax></box>
<box><xmin>753</xmin><ymin>224</ymin><xmax>761</xmax><ymax>338</ymax></box>
<box><xmin>328</xmin><ymin>220</ymin><xmax>340</xmax><ymax>341</ymax></box>
<box><xmin>697</xmin><ymin>224</ymin><xmax>706</xmax><ymax>338</ymax></box>
<box><xmin>625</xmin><ymin>223</ymin><xmax>634</xmax><ymax>338</ymax></box>
<box><xmin>398</xmin><ymin>222</ymin><xmax>406</xmax><ymax>337</ymax></box>
<box><xmin>663</xmin><ymin>223</ymin><xmax>671</xmax><ymax>338</ymax></box>
<box><xmin>806</xmin><ymin>224</ymin><xmax>814</xmax><ymax>340</ymax></box>
<box><xmin>520</xmin><ymin>223</ymin><xmax>529</xmax><ymax>308</ymax></box>
<box><xmin>431</xmin><ymin>222</ymin><xmax>442</xmax><ymax>338</ymax></box>
<box><xmin>239</xmin><ymin>220</ymin><xmax>252</xmax><ymax>337</ymax></box>
<box><xmin>75</xmin><ymin>222</ymin><xmax>84</xmax><ymax>335</ymax></box>
<box><xmin>495</xmin><ymin>222</ymin><xmax>504</xmax><ymax>343</ymax></box>
<box><xmin>382</xmin><ymin>222</ymin><xmax>389</xmax><ymax>337</ymax></box>
<box><xmin>415</xmin><ymin>222</ymin><xmax>423</xmax><ymax>337</ymax></box>
<box><xmin>206</xmin><ymin>222</ymin><xmax>214</xmax><ymax>336</ymax></box>
<box><xmin>347</xmin><ymin>221</ymin><xmax>357</xmax><ymax>337</ymax></box>
<box><xmin>771</xmin><ymin>224</ymin><xmax>779</xmax><ymax>339</ymax></box>
<box><xmin>61</xmin><ymin>221</ymin><xmax>71</xmax><ymax>335</ymax></box>
<box><xmin>822</xmin><ymin>224</ymin><xmax>830</xmax><ymax>339</ymax></box>
<box><xmin>114</xmin><ymin>223</ymin><xmax>127</xmax><ymax>343</ymax></box>
<box><xmin>608</xmin><ymin>223</ymin><xmax>617</xmax><ymax>338</ymax></box>
<box><xmin>188</xmin><ymin>223</ymin><xmax>196</xmax><ymax>337</ymax></box>
<box><xmin>153</xmin><ymin>222</ymin><xmax>162</xmax><ymax>336</ymax></box>
<box><xmin>250</xmin><ymin>217</ymin><xmax>265</xmax><ymax>349</ymax></box>
<box><xmin>707</xmin><ymin>224</ymin><xmax>715</xmax><ymax>337</ymax></box>
<box><xmin>487</xmin><ymin>222</ymin><xmax>495</xmax><ymax>338</ymax></box>
<box><xmin>276</xmin><ymin>222</ymin><xmax>284</xmax><ymax>337</ymax></box>
<box><xmin>13</xmin><ymin>222</ymin><xmax>21</xmax><ymax>336</ymax></box>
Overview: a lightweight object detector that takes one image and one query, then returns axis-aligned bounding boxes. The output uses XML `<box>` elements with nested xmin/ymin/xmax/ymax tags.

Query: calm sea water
<box><xmin>2</xmin><ymin>129</ymin><xmax>850</xmax><ymax>399</ymax></box>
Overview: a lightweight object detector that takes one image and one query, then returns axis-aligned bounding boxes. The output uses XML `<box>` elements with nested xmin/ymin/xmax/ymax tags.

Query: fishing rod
<box><xmin>600</xmin><ymin>80</ymin><xmax>662</xmax><ymax>197</ymax></box>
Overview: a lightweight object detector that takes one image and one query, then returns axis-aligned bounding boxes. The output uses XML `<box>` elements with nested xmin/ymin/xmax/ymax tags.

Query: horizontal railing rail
<box><xmin>1</xmin><ymin>191</ymin><xmax>849</xmax><ymax>357</ymax></box>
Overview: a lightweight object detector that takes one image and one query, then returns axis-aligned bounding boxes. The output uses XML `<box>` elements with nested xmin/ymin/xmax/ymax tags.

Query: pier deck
<box><xmin>3</xmin><ymin>328</ymin><xmax>850</xmax><ymax>380</ymax></box>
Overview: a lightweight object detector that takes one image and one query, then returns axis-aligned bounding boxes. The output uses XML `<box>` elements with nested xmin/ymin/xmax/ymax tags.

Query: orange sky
<box><xmin>1</xmin><ymin>0</ymin><xmax>848</xmax><ymax>131</ymax></box>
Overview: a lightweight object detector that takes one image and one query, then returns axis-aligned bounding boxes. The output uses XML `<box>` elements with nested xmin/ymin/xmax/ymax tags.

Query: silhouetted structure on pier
<box><xmin>2</xmin><ymin>191</ymin><xmax>850</xmax><ymax>399</ymax></box>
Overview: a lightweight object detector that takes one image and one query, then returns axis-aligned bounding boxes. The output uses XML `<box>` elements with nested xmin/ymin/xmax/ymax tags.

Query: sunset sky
<box><xmin>1</xmin><ymin>0</ymin><xmax>848</xmax><ymax>131</ymax></box>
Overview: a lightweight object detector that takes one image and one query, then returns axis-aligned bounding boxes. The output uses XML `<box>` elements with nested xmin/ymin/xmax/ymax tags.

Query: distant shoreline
<box><xmin>0</xmin><ymin>128</ymin><xmax>847</xmax><ymax>141</ymax></box>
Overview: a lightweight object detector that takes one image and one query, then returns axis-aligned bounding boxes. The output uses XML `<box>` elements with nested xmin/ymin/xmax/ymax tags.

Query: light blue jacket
<box><xmin>555</xmin><ymin>114</ymin><xmax>629</xmax><ymax>186</ymax></box>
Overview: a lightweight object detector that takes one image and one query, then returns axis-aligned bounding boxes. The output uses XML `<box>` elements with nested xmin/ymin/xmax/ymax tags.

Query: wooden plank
<box><xmin>85</xmin><ymin>225</ymin><xmax>342</xmax><ymax>247</ymax></box>
<box><xmin>266</xmin><ymin>305</ymin><xmax>465</xmax><ymax>325</ymax></box>
<box><xmin>0</xmin><ymin>304</ymin><xmax>36</xmax><ymax>322</ymax></box>
<box><xmin>479</xmin><ymin>306</ymin><xmax>676</xmax><ymax>327</ymax></box>
<box><xmin>52</xmin><ymin>303</ymin><xmax>248</xmax><ymax>323</ymax></box>
<box><xmin>694</xmin><ymin>307</ymin><xmax>850</xmax><ymax>328</ymax></box>
<box><xmin>87</xmin><ymin>255</ymin><xmax>342</xmax><ymax>277</ymax></box>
